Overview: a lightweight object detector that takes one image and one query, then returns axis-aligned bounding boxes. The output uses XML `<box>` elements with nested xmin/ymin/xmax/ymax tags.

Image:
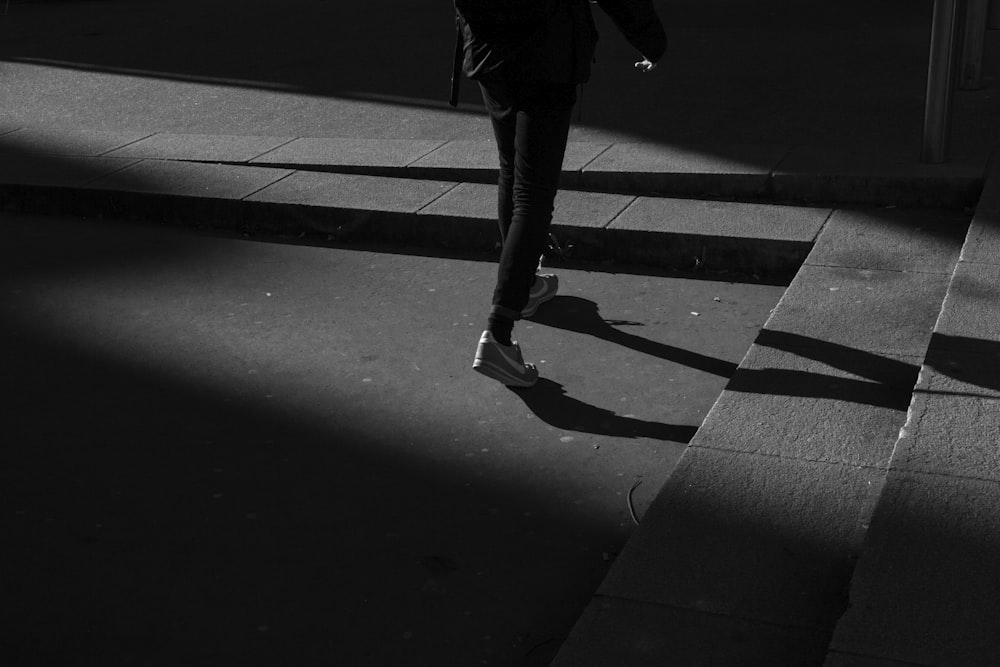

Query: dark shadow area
<box><xmin>1</xmin><ymin>0</ymin><xmax>997</xmax><ymax>157</ymax></box>
<box><xmin>511</xmin><ymin>379</ymin><xmax>699</xmax><ymax>443</ymax></box>
<box><xmin>925</xmin><ymin>333</ymin><xmax>1000</xmax><ymax>394</ymax></box>
<box><xmin>723</xmin><ymin>329</ymin><xmax>921</xmax><ymax>410</ymax></box>
<box><xmin>528</xmin><ymin>295</ymin><xmax>739</xmax><ymax>378</ymax></box>
<box><xmin>0</xmin><ymin>212</ymin><xmax>640</xmax><ymax>667</ymax></box>
<box><xmin>756</xmin><ymin>329</ymin><xmax>921</xmax><ymax>387</ymax></box>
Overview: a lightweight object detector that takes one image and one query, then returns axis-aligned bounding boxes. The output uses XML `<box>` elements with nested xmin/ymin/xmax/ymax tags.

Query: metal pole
<box><xmin>922</xmin><ymin>0</ymin><xmax>962</xmax><ymax>163</ymax></box>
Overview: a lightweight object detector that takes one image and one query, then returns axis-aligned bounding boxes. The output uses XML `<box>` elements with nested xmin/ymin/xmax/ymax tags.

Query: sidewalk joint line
<box><xmin>576</xmin><ymin>141</ymin><xmax>616</xmax><ymax>173</ymax></box>
<box><xmin>404</xmin><ymin>139</ymin><xmax>450</xmax><ymax>168</ymax></box>
<box><xmin>240</xmin><ymin>168</ymin><xmax>298</xmax><ymax>201</ymax></box>
<box><xmin>400</xmin><ymin>139</ymin><xmax>453</xmax><ymax>169</ymax></box>
<box><xmin>95</xmin><ymin>131</ymin><xmax>157</xmax><ymax>157</ymax></box>
<box><xmin>414</xmin><ymin>181</ymin><xmax>464</xmax><ymax>214</ymax></box>
<box><xmin>601</xmin><ymin>195</ymin><xmax>639</xmax><ymax>229</ymax></box>
<box><xmin>247</xmin><ymin>135</ymin><xmax>300</xmax><ymax>163</ymax></box>
<box><xmin>78</xmin><ymin>158</ymin><xmax>143</xmax><ymax>187</ymax></box>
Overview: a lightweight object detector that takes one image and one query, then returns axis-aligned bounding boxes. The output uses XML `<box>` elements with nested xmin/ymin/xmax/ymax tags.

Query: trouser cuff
<box><xmin>489</xmin><ymin>304</ymin><xmax>521</xmax><ymax>321</ymax></box>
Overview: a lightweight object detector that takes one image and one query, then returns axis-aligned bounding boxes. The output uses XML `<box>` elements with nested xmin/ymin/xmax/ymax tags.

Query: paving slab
<box><xmin>932</xmin><ymin>262</ymin><xmax>1000</xmax><ymax>347</ymax></box>
<box><xmin>762</xmin><ymin>265</ymin><xmax>952</xmax><ymax>356</ymax></box>
<box><xmin>609</xmin><ymin>196</ymin><xmax>829</xmax><ymax>241</ymax></box>
<box><xmin>695</xmin><ymin>343</ymin><xmax>918</xmax><ymax>467</ymax></box>
<box><xmin>408</xmin><ymin>140</ymin><xmax>612</xmax><ymax>183</ymax></box>
<box><xmin>415</xmin><ymin>181</ymin><xmax>635</xmax><ymax>230</ymax></box>
<box><xmin>249</xmin><ymin>137</ymin><xmax>446</xmax><ymax>168</ymax></box>
<box><xmin>890</xmin><ymin>392</ymin><xmax>1000</xmax><ymax>482</ymax></box>
<box><xmin>0</xmin><ymin>154</ymin><xmax>138</xmax><ymax>188</ymax></box>
<box><xmin>772</xmin><ymin>145</ymin><xmax>989</xmax><ymax>207</ymax></box>
<box><xmin>586</xmin><ymin>196</ymin><xmax>823</xmax><ymax>276</ymax></box>
<box><xmin>246</xmin><ymin>171</ymin><xmax>456</xmax><ymax>212</ymax></box>
<box><xmin>596</xmin><ymin>447</ymin><xmax>883</xmax><ymax>629</ymax></box>
<box><xmin>806</xmin><ymin>208</ymin><xmax>969</xmax><ymax>274</ymax></box>
<box><xmin>84</xmin><ymin>160</ymin><xmax>293</xmax><ymax>199</ymax></box>
<box><xmin>580</xmin><ymin>143</ymin><xmax>788</xmax><ymax>197</ymax></box>
<box><xmin>0</xmin><ymin>127</ymin><xmax>153</xmax><ymax>157</ymax></box>
<box><xmin>551</xmin><ymin>595</ymin><xmax>829</xmax><ymax>667</ymax></box>
<box><xmin>918</xmin><ymin>340</ymin><xmax>1000</xmax><ymax>399</ymax></box>
<box><xmin>103</xmin><ymin>133</ymin><xmax>296</xmax><ymax>162</ymax></box>
<box><xmin>829</xmin><ymin>470</ymin><xmax>1000</xmax><ymax>665</ymax></box>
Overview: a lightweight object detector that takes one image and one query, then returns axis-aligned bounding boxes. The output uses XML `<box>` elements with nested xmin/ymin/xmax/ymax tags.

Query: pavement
<box><xmin>2</xmin><ymin>0</ymin><xmax>1000</xmax><ymax>665</ymax></box>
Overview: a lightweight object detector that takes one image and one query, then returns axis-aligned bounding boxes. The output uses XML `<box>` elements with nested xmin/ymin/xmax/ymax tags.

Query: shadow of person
<box><xmin>527</xmin><ymin>296</ymin><xmax>738</xmax><ymax>378</ymax></box>
<box><xmin>511</xmin><ymin>378</ymin><xmax>698</xmax><ymax>443</ymax></box>
<box><xmin>925</xmin><ymin>333</ymin><xmax>1000</xmax><ymax>395</ymax></box>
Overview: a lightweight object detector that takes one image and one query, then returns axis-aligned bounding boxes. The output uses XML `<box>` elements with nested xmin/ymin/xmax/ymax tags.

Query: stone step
<box><xmin>823</xmin><ymin>157</ymin><xmax>1000</xmax><ymax>667</ymax></box>
<box><xmin>0</xmin><ymin>128</ymin><xmax>990</xmax><ymax>207</ymax></box>
<box><xmin>0</xmin><ymin>155</ymin><xmax>832</xmax><ymax>280</ymax></box>
<box><xmin>552</xmin><ymin>204</ymin><xmax>971</xmax><ymax>665</ymax></box>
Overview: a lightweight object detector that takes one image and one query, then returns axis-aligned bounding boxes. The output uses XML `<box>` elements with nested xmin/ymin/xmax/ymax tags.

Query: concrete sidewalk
<box><xmin>2</xmin><ymin>124</ymin><xmax>999</xmax><ymax>666</ymax></box>
<box><xmin>2</xmin><ymin>0</ymin><xmax>1000</xmax><ymax>664</ymax></box>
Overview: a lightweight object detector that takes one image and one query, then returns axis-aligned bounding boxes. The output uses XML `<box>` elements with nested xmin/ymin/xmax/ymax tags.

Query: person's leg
<box><xmin>473</xmin><ymin>81</ymin><xmax>575</xmax><ymax>388</ymax></box>
<box><xmin>491</xmin><ymin>83</ymin><xmax>575</xmax><ymax>321</ymax></box>
<box><xmin>479</xmin><ymin>81</ymin><xmax>516</xmax><ymax>246</ymax></box>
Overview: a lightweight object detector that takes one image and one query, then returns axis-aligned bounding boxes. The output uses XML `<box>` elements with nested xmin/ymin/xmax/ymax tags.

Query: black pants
<box><xmin>479</xmin><ymin>80</ymin><xmax>577</xmax><ymax>320</ymax></box>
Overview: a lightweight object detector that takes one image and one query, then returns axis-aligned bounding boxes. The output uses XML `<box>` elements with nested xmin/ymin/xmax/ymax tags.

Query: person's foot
<box><xmin>472</xmin><ymin>330</ymin><xmax>538</xmax><ymax>387</ymax></box>
<box><xmin>521</xmin><ymin>274</ymin><xmax>558</xmax><ymax>318</ymax></box>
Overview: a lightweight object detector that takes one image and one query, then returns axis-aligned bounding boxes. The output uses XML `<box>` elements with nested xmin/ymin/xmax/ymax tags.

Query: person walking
<box><xmin>451</xmin><ymin>0</ymin><xmax>666</xmax><ymax>388</ymax></box>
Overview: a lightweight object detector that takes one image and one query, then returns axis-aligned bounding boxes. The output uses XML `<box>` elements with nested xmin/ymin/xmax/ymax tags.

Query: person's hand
<box><xmin>634</xmin><ymin>58</ymin><xmax>657</xmax><ymax>73</ymax></box>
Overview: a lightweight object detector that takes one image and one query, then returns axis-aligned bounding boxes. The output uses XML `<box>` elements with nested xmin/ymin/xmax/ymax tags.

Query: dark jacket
<box><xmin>453</xmin><ymin>0</ymin><xmax>666</xmax><ymax>86</ymax></box>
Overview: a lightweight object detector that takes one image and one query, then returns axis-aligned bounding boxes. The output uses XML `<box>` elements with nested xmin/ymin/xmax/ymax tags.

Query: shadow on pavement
<box><xmin>528</xmin><ymin>295</ymin><xmax>739</xmax><ymax>378</ymax></box>
<box><xmin>3</xmin><ymin>0</ymin><xmax>998</xmax><ymax>155</ymax></box>
<box><xmin>732</xmin><ymin>329</ymin><xmax>921</xmax><ymax>409</ymax></box>
<box><xmin>925</xmin><ymin>333</ymin><xmax>1000</xmax><ymax>394</ymax></box>
<box><xmin>511</xmin><ymin>379</ymin><xmax>699</xmax><ymax>444</ymax></box>
<box><xmin>0</xmin><ymin>212</ymin><xmax>621</xmax><ymax>667</ymax></box>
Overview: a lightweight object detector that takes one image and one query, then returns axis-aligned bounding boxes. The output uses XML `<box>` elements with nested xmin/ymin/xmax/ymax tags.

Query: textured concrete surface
<box><xmin>828</xmin><ymin>471</ymin><xmax>1000</xmax><ymax>665</ymax></box>
<box><xmin>609</xmin><ymin>196</ymin><xmax>829</xmax><ymax>241</ymax></box>
<box><xmin>105</xmin><ymin>133</ymin><xmax>295</xmax><ymax>162</ymax></box>
<box><xmin>87</xmin><ymin>160</ymin><xmax>292</xmax><ymax>199</ymax></box>
<box><xmin>891</xmin><ymin>392</ymin><xmax>1000</xmax><ymax>480</ymax></box>
<box><xmin>556</xmin><ymin>198</ymin><xmax>968</xmax><ymax>665</ymax></box>
<box><xmin>1</xmin><ymin>0</ymin><xmax>999</xmax><ymax>663</ymax></box>
<box><xmin>246</xmin><ymin>171</ymin><xmax>457</xmax><ymax>212</ymax></box>
<box><xmin>596</xmin><ymin>447</ymin><xmax>883</xmax><ymax>628</ymax></box>
<box><xmin>0</xmin><ymin>127</ymin><xmax>152</xmax><ymax>156</ymax></box>
<box><xmin>698</xmin><ymin>343</ymin><xmax>919</xmax><ymax>467</ymax></box>
<box><xmin>932</xmin><ymin>262</ymin><xmax>1000</xmax><ymax>345</ymax></box>
<box><xmin>579</xmin><ymin>142</ymin><xmax>787</xmax><ymax>197</ymax></box>
<box><xmin>806</xmin><ymin>208</ymin><xmax>969</xmax><ymax>273</ymax></box>
<box><xmin>822</xmin><ymin>160</ymin><xmax>1000</xmax><ymax>667</ymax></box>
<box><xmin>771</xmin><ymin>145</ymin><xmax>990</xmax><ymax>206</ymax></box>
<box><xmin>418</xmin><ymin>181</ymin><xmax>636</xmax><ymax>230</ymax></box>
<box><xmin>0</xmin><ymin>154</ymin><xmax>137</xmax><ymax>187</ymax></box>
<box><xmin>249</xmin><ymin>137</ymin><xmax>446</xmax><ymax>168</ymax></box>
<box><xmin>0</xmin><ymin>211</ymin><xmax>784</xmax><ymax>666</ymax></box>
<box><xmin>762</xmin><ymin>265</ymin><xmax>952</xmax><ymax>356</ymax></box>
<box><xmin>552</xmin><ymin>595</ymin><xmax>830</xmax><ymax>667</ymax></box>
